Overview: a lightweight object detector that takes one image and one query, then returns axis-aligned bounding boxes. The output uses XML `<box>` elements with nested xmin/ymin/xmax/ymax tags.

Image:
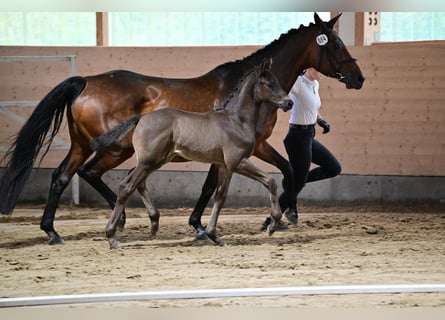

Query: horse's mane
<box><xmin>214</xmin><ymin>23</ymin><xmax>312</xmax><ymax>74</ymax></box>
<box><xmin>211</xmin><ymin>21</ymin><xmax>318</xmax><ymax>112</ymax></box>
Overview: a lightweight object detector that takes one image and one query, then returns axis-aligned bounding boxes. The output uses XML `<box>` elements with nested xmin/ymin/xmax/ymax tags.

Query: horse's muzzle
<box><xmin>343</xmin><ymin>73</ymin><xmax>365</xmax><ymax>89</ymax></box>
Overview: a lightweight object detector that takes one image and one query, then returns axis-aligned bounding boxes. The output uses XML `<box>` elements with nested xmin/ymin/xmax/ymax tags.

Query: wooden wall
<box><xmin>1</xmin><ymin>42</ymin><xmax>444</xmax><ymax>177</ymax></box>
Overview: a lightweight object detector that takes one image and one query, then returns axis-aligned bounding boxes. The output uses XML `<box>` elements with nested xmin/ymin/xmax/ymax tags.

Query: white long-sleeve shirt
<box><xmin>288</xmin><ymin>75</ymin><xmax>321</xmax><ymax>125</ymax></box>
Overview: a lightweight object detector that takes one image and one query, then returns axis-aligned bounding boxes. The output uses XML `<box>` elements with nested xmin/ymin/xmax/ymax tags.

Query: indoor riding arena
<box><xmin>0</xmin><ymin>11</ymin><xmax>444</xmax><ymax>317</ymax></box>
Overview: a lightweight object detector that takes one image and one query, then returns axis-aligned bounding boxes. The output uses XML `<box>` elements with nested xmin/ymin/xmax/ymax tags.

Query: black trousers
<box><xmin>279</xmin><ymin>125</ymin><xmax>341</xmax><ymax>212</ymax></box>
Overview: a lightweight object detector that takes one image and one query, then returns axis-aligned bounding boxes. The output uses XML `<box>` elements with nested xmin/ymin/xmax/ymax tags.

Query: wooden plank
<box><xmin>96</xmin><ymin>12</ymin><xmax>108</xmax><ymax>46</ymax></box>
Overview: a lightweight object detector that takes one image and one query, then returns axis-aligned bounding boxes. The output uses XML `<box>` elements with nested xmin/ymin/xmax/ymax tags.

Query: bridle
<box><xmin>316</xmin><ymin>31</ymin><xmax>358</xmax><ymax>81</ymax></box>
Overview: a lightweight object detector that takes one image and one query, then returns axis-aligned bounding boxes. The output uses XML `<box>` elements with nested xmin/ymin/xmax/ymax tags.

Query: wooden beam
<box><xmin>96</xmin><ymin>12</ymin><xmax>108</xmax><ymax>46</ymax></box>
<box><xmin>355</xmin><ymin>12</ymin><xmax>381</xmax><ymax>45</ymax></box>
<box><xmin>354</xmin><ymin>12</ymin><xmax>365</xmax><ymax>45</ymax></box>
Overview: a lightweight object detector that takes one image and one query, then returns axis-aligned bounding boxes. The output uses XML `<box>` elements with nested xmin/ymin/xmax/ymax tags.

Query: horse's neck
<box><xmin>215</xmin><ymin>25</ymin><xmax>317</xmax><ymax>94</ymax></box>
<box><xmin>268</xmin><ymin>27</ymin><xmax>316</xmax><ymax>92</ymax></box>
<box><xmin>254</xmin><ymin>102</ymin><xmax>277</xmax><ymax>136</ymax></box>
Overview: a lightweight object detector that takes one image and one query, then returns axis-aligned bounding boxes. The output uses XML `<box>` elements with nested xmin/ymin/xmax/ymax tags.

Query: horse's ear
<box><xmin>327</xmin><ymin>12</ymin><xmax>342</xmax><ymax>29</ymax></box>
<box><xmin>314</xmin><ymin>12</ymin><xmax>323</xmax><ymax>25</ymax></box>
<box><xmin>314</xmin><ymin>12</ymin><xmax>342</xmax><ymax>29</ymax></box>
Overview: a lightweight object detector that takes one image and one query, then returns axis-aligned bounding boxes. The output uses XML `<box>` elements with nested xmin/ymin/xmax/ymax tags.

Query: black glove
<box><xmin>317</xmin><ymin>118</ymin><xmax>330</xmax><ymax>134</ymax></box>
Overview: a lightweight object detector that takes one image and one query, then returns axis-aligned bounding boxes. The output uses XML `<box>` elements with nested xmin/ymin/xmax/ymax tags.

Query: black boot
<box><xmin>284</xmin><ymin>209</ymin><xmax>298</xmax><ymax>225</ymax></box>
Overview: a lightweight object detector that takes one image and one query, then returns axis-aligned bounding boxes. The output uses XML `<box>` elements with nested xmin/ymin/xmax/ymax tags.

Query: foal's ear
<box><xmin>261</xmin><ymin>58</ymin><xmax>273</xmax><ymax>72</ymax></box>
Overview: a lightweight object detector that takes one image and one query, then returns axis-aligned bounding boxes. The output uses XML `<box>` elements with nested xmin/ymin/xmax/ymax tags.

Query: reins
<box><xmin>316</xmin><ymin>29</ymin><xmax>358</xmax><ymax>81</ymax></box>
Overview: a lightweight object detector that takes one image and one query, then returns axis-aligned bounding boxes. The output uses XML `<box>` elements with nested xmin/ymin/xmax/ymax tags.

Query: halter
<box><xmin>316</xmin><ymin>31</ymin><xmax>358</xmax><ymax>81</ymax></box>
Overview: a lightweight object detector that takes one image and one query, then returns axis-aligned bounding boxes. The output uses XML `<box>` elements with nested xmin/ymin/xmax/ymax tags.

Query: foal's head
<box><xmin>254</xmin><ymin>60</ymin><xmax>293</xmax><ymax>112</ymax></box>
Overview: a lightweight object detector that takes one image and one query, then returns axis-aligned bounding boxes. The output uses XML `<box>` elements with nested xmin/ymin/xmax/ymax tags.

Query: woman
<box><xmin>263</xmin><ymin>68</ymin><xmax>341</xmax><ymax>230</ymax></box>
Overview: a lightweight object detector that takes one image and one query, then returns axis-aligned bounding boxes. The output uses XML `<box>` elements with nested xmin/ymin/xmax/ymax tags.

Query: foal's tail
<box><xmin>90</xmin><ymin>115</ymin><xmax>141</xmax><ymax>152</ymax></box>
<box><xmin>0</xmin><ymin>76</ymin><xmax>86</xmax><ymax>215</ymax></box>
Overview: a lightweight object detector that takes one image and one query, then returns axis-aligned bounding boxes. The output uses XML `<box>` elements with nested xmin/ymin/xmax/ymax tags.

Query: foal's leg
<box><xmin>253</xmin><ymin>141</ymin><xmax>298</xmax><ymax>223</ymax></box>
<box><xmin>105</xmin><ymin>165</ymin><xmax>151</xmax><ymax>250</ymax></box>
<box><xmin>234</xmin><ymin>158</ymin><xmax>282</xmax><ymax>236</ymax></box>
<box><xmin>136</xmin><ymin>182</ymin><xmax>160</xmax><ymax>236</ymax></box>
<box><xmin>189</xmin><ymin>164</ymin><xmax>219</xmax><ymax>240</ymax></box>
<box><xmin>205</xmin><ymin>167</ymin><xmax>232</xmax><ymax>247</ymax></box>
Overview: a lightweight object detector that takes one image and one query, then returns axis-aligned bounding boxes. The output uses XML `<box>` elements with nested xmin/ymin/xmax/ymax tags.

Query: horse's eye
<box><xmin>334</xmin><ymin>43</ymin><xmax>340</xmax><ymax>49</ymax></box>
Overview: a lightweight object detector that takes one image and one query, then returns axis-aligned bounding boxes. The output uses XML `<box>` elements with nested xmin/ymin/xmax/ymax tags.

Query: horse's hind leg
<box><xmin>41</xmin><ymin>148</ymin><xmax>91</xmax><ymax>245</ymax></box>
<box><xmin>189</xmin><ymin>164</ymin><xmax>219</xmax><ymax>240</ymax></box>
<box><xmin>205</xmin><ymin>168</ymin><xmax>232</xmax><ymax>247</ymax></box>
<box><xmin>77</xmin><ymin>148</ymin><xmax>134</xmax><ymax>231</ymax></box>
<box><xmin>136</xmin><ymin>182</ymin><xmax>160</xmax><ymax>236</ymax></box>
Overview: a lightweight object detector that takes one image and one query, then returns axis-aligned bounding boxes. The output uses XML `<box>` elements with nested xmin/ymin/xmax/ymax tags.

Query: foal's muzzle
<box><xmin>280</xmin><ymin>99</ymin><xmax>293</xmax><ymax>112</ymax></box>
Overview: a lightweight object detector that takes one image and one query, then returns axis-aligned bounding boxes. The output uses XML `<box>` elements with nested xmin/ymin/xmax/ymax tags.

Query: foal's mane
<box><xmin>213</xmin><ymin>68</ymin><xmax>257</xmax><ymax>112</ymax></box>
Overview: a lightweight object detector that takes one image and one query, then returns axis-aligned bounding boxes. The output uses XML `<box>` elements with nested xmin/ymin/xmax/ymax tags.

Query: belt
<box><xmin>289</xmin><ymin>123</ymin><xmax>315</xmax><ymax>129</ymax></box>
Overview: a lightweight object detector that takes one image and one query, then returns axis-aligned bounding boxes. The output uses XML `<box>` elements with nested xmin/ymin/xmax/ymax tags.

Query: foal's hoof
<box><xmin>108</xmin><ymin>237</ymin><xmax>121</xmax><ymax>250</ymax></box>
<box><xmin>285</xmin><ymin>209</ymin><xmax>298</xmax><ymax>225</ymax></box>
<box><xmin>48</xmin><ymin>232</ymin><xmax>64</xmax><ymax>245</ymax></box>
<box><xmin>195</xmin><ymin>227</ymin><xmax>209</xmax><ymax>241</ymax></box>
<box><xmin>150</xmin><ymin>226</ymin><xmax>158</xmax><ymax>237</ymax></box>
<box><xmin>267</xmin><ymin>225</ymin><xmax>276</xmax><ymax>237</ymax></box>
<box><xmin>215</xmin><ymin>239</ymin><xmax>227</xmax><ymax>247</ymax></box>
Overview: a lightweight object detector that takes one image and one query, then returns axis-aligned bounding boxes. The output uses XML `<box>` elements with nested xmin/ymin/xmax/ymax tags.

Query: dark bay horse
<box><xmin>91</xmin><ymin>62</ymin><xmax>293</xmax><ymax>248</ymax></box>
<box><xmin>0</xmin><ymin>13</ymin><xmax>364</xmax><ymax>244</ymax></box>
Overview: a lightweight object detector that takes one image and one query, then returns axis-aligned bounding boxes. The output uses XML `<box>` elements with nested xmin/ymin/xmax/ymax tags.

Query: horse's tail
<box><xmin>90</xmin><ymin>115</ymin><xmax>141</xmax><ymax>152</ymax></box>
<box><xmin>0</xmin><ymin>76</ymin><xmax>86</xmax><ymax>215</ymax></box>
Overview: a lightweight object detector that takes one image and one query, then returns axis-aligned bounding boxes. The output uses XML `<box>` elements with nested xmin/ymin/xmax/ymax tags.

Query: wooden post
<box><xmin>96</xmin><ymin>12</ymin><xmax>108</xmax><ymax>46</ymax></box>
<box><xmin>355</xmin><ymin>12</ymin><xmax>380</xmax><ymax>45</ymax></box>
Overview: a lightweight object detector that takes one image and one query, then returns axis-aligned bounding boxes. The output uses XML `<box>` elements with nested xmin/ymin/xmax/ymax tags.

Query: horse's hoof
<box><xmin>285</xmin><ymin>209</ymin><xmax>298</xmax><ymax>225</ymax></box>
<box><xmin>48</xmin><ymin>232</ymin><xmax>64</xmax><ymax>245</ymax></box>
<box><xmin>261</xmin><ymin>217</ymin><xmax>272</xmax><ymax>231</ymax></box>
<box><xmin>195</xmin><ymin>229</ymin><xmax>209</xmax><ymax>241</ymax></box>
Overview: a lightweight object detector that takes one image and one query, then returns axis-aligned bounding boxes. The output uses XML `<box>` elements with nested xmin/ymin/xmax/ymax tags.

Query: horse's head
<box><xmin>254</xmin><ymin>59</ymin><xmax>293</xmax><ymax>112</ymax></box>
<box><xmin>312</xmin><ymin>12</ymin><xmax>365</xmax><ymax>89</ymax></box>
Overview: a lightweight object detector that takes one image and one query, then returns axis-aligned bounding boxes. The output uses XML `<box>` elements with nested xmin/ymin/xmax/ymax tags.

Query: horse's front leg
<box><xmin>77</xmin><ymin>148</ymin><xmax>134</xmax><ymax>232</ymax></box>
<box><xmin>205</xmin><ymin>167</ymin><xmax>232</xmax><ymax>247</ymax></box>
<box><xmin>234</xmin><ymin>158</ymin><xmax>282</xmax><ymax>236</ymax></box>
<box><xmin>105</xmin><ymin>165</ymin><xmax>149</xmax><ymax>249</ymax></box>
<box><xmin>189</xmin><ymin>164</ymin><xmax>219</xmax><ymax>240</ymax></box>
